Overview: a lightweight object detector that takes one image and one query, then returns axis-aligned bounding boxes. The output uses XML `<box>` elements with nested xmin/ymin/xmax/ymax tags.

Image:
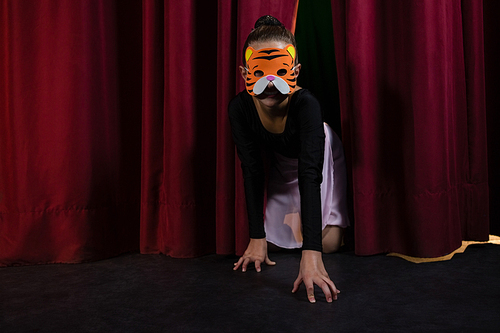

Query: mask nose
<box><xmin>266</xmin><ymin>75</ymin><xmax>275</xmax><ymax>81</ymax></box>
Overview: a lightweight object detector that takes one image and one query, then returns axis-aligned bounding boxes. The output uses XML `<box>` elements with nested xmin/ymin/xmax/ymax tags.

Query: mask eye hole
<box><xmin>277</xmin><ymin>69</ymin><xmax>287</xmax><ymax>76</ymax></box>
<box><xmin>254</xmin><ymin>70</ymin><xmax>264</xmax><ymax>77</ymax></box>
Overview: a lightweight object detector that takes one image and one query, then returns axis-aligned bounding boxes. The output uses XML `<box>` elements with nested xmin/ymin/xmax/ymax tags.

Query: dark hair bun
<box><xmin>254</xmin><ymin>15</ymin><xmax>284</xmax><ymax>29</ymax></box>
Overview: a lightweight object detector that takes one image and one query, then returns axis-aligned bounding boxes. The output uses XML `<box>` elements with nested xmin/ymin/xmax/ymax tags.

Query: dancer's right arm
<box><xmin>228</xmin><ymin>97</ymin><xmax>266</xmax><ymax>240</ymax></box>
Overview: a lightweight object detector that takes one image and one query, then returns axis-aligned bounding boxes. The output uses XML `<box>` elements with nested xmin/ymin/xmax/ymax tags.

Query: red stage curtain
<box><xmin>1</xmin><ymin>0</ymin><xmax>495</xmax><ymax>265</ymax></box>
<box><xmin>0</xmin><ymin>0</ymin><xmax>142</xmax><ymax>266</ymax></box>
<box><xmin>331</xmin><ymin>0</ymin><xmax>490</xmax><ymax>257</ymax></box>
<box><xmin>215</xmin><ymin>0</ymin><xmax>299</xmax><ymax>256</ymax></box>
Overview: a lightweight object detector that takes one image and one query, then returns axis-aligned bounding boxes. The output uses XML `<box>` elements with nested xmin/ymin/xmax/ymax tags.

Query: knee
<box><xmin>321</xmin><ymin>225</ymin><xmax>344</xmax><ymax>254</ymax></box>
<box><xmin>322</xmin><ymin>241</ymin><xmax>341</xmax><ymax>254</ymax></box>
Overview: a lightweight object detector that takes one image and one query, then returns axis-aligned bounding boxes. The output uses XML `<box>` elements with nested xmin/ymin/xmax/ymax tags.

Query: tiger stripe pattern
<box><xmin>244</xmin><ymin>44</ymin><xmax>297</xmax><ymax>96</ymax></box>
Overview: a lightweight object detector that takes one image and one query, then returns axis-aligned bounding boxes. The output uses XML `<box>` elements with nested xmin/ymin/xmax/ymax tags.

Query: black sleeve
<box><xmin>228</xmin><ymin>98</ymin><xmax>266</xmax><ymax>239</ymax></box>
<box><xmin>296</xmin><ymin>92</ymin><xmax>325</xmax><ymax>252</ymax></box>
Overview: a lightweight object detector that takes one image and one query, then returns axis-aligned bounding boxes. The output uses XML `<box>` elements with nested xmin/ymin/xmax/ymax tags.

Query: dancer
<box><xmin>229</xmin><ymin>15</ymin><xmax>349</xmax><ymax>303</ymax></box>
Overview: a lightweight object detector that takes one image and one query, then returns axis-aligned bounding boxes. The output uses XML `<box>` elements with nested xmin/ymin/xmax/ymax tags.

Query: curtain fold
<box><xmin>484</xmin><ymin>0</ymin><xmax>500</xmax><ymax>237</ymax></box>
<box><xmin>331</xmin><ymin>0</ymin><xmax>490</xmax><ymax>257</ymax></box>
<box><xmin>215</xmin><ymin>0</ymin><xmax>238</xmax><ymax>255</ymax></box>
<box><xmin>140</xmin><ymin>0</ymin><xmax>165</xmax><ymax>254</ymax></box>
<box><xmin>460</xmin><ymin>0</ymin><xmax>489</xmax><ymax>240</ymax></box>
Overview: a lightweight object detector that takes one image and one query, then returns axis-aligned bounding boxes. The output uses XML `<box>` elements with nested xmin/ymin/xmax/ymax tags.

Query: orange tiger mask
<box><xmin>244</xmin><ymin>44</ymin><xmax>297</xmax><ymax>96</ymax></box>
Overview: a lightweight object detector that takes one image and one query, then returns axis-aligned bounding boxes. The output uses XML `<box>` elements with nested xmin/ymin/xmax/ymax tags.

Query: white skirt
<box><xmin>264</xmin><ymin>123</ymin><xmax>350</xmax><ymax>249</ymax></box>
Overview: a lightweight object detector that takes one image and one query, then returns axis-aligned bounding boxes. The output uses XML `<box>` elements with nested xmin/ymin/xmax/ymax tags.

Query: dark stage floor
<box><xmin>1</xmin><ymin>244</ymin><xmax>499</xmax><ymax>332</ymax></box>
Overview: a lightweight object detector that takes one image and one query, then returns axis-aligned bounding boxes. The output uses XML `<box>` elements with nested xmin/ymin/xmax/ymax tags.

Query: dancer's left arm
<box><xmin>293</xmin><ymin>92</ymin><xmax>339</xmax><ymax>303</ymax></box>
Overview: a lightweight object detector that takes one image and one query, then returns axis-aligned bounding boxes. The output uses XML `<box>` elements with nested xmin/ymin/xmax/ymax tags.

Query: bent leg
<box><xmin>322</xmin><ymin>226</ymin><xmax>344</xmax><ymax>253</ymax></box>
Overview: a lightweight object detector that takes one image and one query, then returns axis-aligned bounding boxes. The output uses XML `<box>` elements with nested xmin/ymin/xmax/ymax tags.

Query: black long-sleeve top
<box><xmin>228</xmin><ymin>89</ymin><xmax>325</xmax><ymax>252</ymax></box>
